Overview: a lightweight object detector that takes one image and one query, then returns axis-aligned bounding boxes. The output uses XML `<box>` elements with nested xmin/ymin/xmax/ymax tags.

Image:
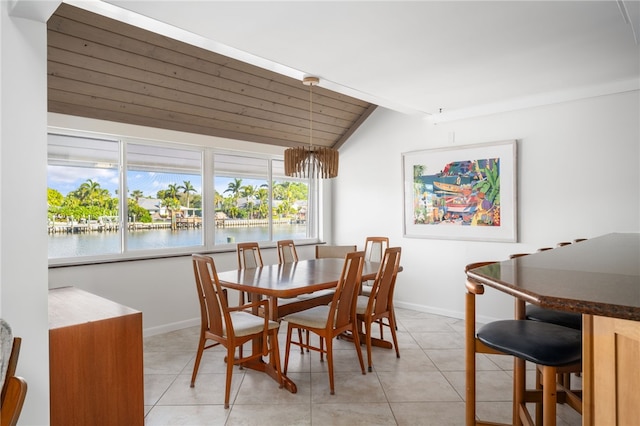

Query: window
<box><xmin>48</xmin><ymin>134</ymin><xmax>121</xmax><ymax>258</ymax></box>
<box><xmin>126</xmin><ymin>143</ymin><xmax>203</xmax><ymax>251</ymax></box>
<box><xmin>47</xmin><ymin>131</ymin><xmax>318</xmax><ymax>263</ymax></box>
<box><xmin>213</xmin><ymin>156</ymin><xmax>315</xmax><ymax>244</ymax></box>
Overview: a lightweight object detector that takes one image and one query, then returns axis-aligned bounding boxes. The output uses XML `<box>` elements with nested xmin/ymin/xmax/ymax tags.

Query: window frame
<box><xmin>47</xmin><ymin>129</ymin><xmax>321</xmax><ymax>266</ymax></box>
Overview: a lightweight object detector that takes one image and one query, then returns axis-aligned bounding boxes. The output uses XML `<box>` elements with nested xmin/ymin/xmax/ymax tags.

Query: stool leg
<box><xmin>542</xmin><ymin>365</ymin><xmax>558</xmax><ymax>426</ymax></box>
<box><xmin>535</xmin><ymin>366</ymin><xmax>543</xmax><ymax>426</ymax></box>
<box><xmin>514</xmin><ymin>357</ymin><xmax>525</xmax><ymax>426</ymax></box>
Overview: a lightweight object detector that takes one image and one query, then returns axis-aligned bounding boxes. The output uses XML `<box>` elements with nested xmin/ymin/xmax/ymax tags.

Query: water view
<box><xmin>48</xmin><ymin>224</ymin><xmax>307</xmax><ymax>258</ymax></box>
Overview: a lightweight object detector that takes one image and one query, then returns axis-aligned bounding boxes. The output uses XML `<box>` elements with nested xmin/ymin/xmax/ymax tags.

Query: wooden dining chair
<box><xmin>277</xmin><ymin>239</ymin><xmax>298</xmax><ymax>264</ymax></box>
<box><xmin>315</xmin><ymin>244</ymin><xmax>357</xmax><ymax>259</ymax></box>
<box><xmin>356</xmin><ymin>246</ymin><xmax>402</xmax><ymax>372</ymax></box>
<box><xmin>361</xmin><ymin>237</ymin><xmax>389</xmax><ymax>295</ymax></box>
<box><xmin>465</xmin><ymin>261</ymin><xmax>582</xmax><ymax>426</ymax></box>
<box><xmin>1</xmin><ymin>320</ymin><xmax>28</xmax><ymax>426</ymax></box>
<box><xmin>283</xmin><ymin>251</ymin><xmax>366</xmax><ymax>395</ymax></box>
<box><xmin>191</xmin><ymin>254</ymin><xmax>283</xmax><ymax>408</ymax></box>
<box><xmin>363</xmin><ymin>237</ymin><xmax>389</xmax><ymax>262</ymax></box>
<box><xmin>236</xmin><ymin>242</ymin><xmax>264</xmax><ymax>304</ymax></box>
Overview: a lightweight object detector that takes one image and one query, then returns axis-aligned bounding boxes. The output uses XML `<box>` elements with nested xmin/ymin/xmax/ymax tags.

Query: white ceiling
<box><xmin>75</xmin><ymin>1</ymin><xmax>639</xmax><ymax>120</ymax></box>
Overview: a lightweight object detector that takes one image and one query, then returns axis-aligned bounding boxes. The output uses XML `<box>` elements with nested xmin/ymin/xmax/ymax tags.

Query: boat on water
<box><xmin>444</xmin><ymin>195</ymin><xmax>479</xmax><ymax>213</ymax></box>
<box><xmin>433</xmin><ymin>181</ymin><xmax>463</xmax><ymax>192</ymax></box>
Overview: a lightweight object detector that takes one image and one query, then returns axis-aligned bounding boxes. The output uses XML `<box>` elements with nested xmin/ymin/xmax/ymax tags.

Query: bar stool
<box><xmin>465</xmin><ymin>262</ymin><xmax>583</xmax><ymax>426</ymax></box>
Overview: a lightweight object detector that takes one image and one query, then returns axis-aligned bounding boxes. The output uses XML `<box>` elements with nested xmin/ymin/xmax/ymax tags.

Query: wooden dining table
<box><xmin>466</xmin><ymin>233</ymin><xmax>640</xmax><ymax>425</ymax></box>
<box><xmin>216</xmin><ymin>257</ymin><xmax>387</xmax><ymax>393</ymax></box>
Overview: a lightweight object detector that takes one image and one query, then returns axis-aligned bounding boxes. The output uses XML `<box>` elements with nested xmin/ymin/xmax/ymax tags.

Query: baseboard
<box><xmin>143</xmin><ymin>317</ymin><xmax>200</xmax><ymax>338</ymax></box>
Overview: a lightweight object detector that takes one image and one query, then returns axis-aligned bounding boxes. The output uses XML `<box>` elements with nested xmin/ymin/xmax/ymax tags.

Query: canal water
<box><xmin>48</xmin><ymin>224</ymin><xmax>307</xmax><ymax>258</ymax></box>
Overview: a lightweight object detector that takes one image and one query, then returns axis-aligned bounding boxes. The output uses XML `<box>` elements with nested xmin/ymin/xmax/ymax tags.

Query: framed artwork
<box><xmin>402</xmin><ymin>140</ymin><xmax>517</xmax><ymax>242</ymax></box>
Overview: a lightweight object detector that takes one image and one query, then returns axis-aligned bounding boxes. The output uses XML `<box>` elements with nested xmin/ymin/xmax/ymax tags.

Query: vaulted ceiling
<box><xmin>47</xmin><ymin>3</ymin><xmax>376</xmax><ymax>149</ymax></box>
<box><xmin>47</xmin><ymin>1</ymin><xmax>639</xmax><ymax>148</ymax></box>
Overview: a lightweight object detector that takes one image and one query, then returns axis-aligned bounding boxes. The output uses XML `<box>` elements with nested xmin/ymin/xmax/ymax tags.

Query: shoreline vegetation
<box><xmin>48</xmin><ymin>178</ymin><xmax>309</xmax><ymax>234</ymax></box>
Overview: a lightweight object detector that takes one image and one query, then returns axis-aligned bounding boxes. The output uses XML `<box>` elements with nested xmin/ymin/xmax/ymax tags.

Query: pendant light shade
<box><xmin>284</xmin><ymin>77</ymin><xmax>339</xmax><ymax>179</ymax></box>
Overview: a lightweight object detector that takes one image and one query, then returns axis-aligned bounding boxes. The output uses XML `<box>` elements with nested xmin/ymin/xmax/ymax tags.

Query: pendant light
<box><xmin>284</xmin><ymin>76</ymin><xmax>339</xmax><ymax>179</ymax></box>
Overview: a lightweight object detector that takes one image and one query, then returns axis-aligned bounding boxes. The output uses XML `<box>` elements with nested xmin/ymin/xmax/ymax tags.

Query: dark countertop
<box><xmin>467</xmin><ymin>233</ymin><xmax>640</xmax><ymax>321</ymax></box>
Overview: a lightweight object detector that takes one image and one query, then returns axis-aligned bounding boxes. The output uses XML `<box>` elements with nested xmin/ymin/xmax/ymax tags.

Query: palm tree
<box><xmin>214</xmin><ymin>190</ymin><xmax>224</xmax><ymax>210</ymax></box>
<box><xmin>240</xmin><ymin>185</ymin><xmax>257</xmax><ymax>219</ymax></box>
<box><xmin>75</xmin><ymin>179</ymin><xmax>101</xmax><ymax>203</ymax></box>
<box><xmin>131</xmin><ymin>189</ymin><xmax>144</xmax><ymax>202</ymax></box>
<box><xmin>179</xmin><ymin>180</ymin><xmax>197</xmax><ymax>209</ymax></box>
<box><xmin>224</xmin><ymin>178</ymin><xmax>243</xmax><ymax>208</ymax></box>
<box><xmin>166</xmin><ymin>183</ymin><xmax>180</xmax><ymax>201</ymax></box>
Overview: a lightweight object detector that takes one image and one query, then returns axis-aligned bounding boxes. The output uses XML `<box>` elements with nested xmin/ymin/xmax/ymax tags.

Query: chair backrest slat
<box><xmin>369</xmin><ymin>247</ymin><xmax>402</xmax><ymax>316</ymax></box>
<box><xmin>330</xmin><ymin>251</ymin><xmax>365</xmax><ymax>330</ymax></box>
<box><xmin>237</xmin><ymin>242</ymin><xmax>263</xmax><ymax>269</ymax></box>
<box><xmin>364</xmin><ymin>237</ymin><xmax>389</xmax><ymax>263</ymax></box>
<box><xmin>277</xmin><ymin>240</ymin><xmax>298</xmax><ymax>264</ymax></box>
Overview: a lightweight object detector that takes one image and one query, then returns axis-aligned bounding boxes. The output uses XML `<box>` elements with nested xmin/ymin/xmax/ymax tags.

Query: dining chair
<box><xmin>361</xmin><ymin>237</ymin><xmax>389</xmax><ymax>295</ymax></box>
<box><xmin>191</xmin><ymin>254</ymin><xmax>283</xmax><ymax>408</ymax></box>
<box><xmin>236</xmin><ymin>242</ymin><xmax>264</xmax><ymax>304</ymax></box>
<box><xmin>276</xmin><ymin>239</ymin><xmax>298</xmax><ymax>264</ymax></box>
<box><xmin>465</xmin><ymin>261</ymin><xmax>582</xmax><ymax>426</ymax></box>
<box><xmin>356</xmin><ymin>246</ymin><xmax>402</xmax><ymax>372</ymax></box>
<box><xmin>315</xmin><ymin>244</ymin><xmax>357</xmax><ymax>259</ymax></box>
<box><xmin>1</xmin><ymin>319</ymin><xmax>28</xmax><ymax>426</ymax></box>
<box><xmin>283</xmin><ymin>251</ymin><xmax>366</xmax><ymax>395</ymax></box>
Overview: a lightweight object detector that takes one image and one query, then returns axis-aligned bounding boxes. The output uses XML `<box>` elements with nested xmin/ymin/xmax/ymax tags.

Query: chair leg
<box><xmin>365</xmin><ymin>319</ymin><xmax>374</xmax><ymax>372</ymax></box>
<box><xmin>326</xmin><ymin>337</ymin><xmax>335</xmax><ymax>395</ymax></box>
<box><xmin>388</xmin><ymin>314</ymin><xmax>400</xmax><ymax>359</ymax></box>
<box><xmin>283</xmin><ymin>324</ymin><xmax>294</xmax><ymax>375</ymax></box>
<box><xmin>190</xmin><ymin>337</ymin><xmax>205</xmax><ymax>387</ymax></box>
<box><xmin>298</xmin><ymin>329</ymin><xmax>304</xmax><ymax>354</ymax></box>
<box><xmin>351</xmin><ymin>324</ymin><xmax>366</xmax><ymax>375</ymax></box>
<box><xmin>224</xmin><ymin>347</ymin><xmax>234</xmax><ymax>409</ymax></box>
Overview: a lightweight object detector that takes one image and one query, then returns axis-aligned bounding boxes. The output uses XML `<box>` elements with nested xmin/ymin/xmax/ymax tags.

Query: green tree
<box><xmin>240</xmin><ymin>185</ymin><xmax>257</xmax><ymax>219</ymax></box>
<box><xmin>130</xmin><ymin>189</ymin><xmax>144</xmax><ymax>202</ymax></box>
<box><xmin>179</xmin><ymin>180</ymin><xmax>197</xmax><ymax>209</ymax></box>
<box><xmin>48</xmin><ymin>188</ymin><xmax>64</xmax><ymax>208</ymax></box>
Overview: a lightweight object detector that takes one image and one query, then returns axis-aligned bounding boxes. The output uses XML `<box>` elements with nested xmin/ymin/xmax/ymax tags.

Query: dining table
<box><xmin>466</xmin><ymin>233</ymin><xmax>640</xmax><ymax>426</ymax></box>
<box><xmin>216</xmin><ymin>257</ymin><xmax>390</xmax><ymax>393</ymax></box>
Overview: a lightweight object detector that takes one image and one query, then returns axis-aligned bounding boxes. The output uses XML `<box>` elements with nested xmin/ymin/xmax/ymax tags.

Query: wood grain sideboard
<box><xmin>49</xmin><ymin>287</ymin><xmax>144</xmax><ymax>426</ymax></box>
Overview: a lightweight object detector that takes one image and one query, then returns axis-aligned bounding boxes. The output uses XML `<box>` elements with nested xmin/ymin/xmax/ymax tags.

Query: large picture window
<box><xmin>47</xmin><ymin>132</ymin><xmax>318</xmax><ymax>263</ymax></box>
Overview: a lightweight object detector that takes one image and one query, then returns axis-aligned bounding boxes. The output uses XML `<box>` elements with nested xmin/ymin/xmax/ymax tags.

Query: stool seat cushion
<box><xmin>477</xmin><ymin>320</ymin><xmax>582</xmax><ymax>366</ymax></box>
<box><xmin>525</xmin><ymin>305</ymin><xmax>582</xmax><ymax>330</ymax></box>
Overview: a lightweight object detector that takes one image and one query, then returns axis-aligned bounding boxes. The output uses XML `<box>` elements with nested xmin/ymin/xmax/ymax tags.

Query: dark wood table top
<box><xmin>217</xmin><ymin>258</ymin><xmax>383</xmax><ymax>299</ymax></box>
<box><xmin>467</xmin><ymin>233</ymin><xmax>640</xmax><ymax>321</ymax></box>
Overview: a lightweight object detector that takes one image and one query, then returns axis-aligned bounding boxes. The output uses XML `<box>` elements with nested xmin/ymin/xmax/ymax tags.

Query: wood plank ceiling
<box><xmin>47</xmin><ymin>3</ymin><xmax>376</xmax><ymax>149</ymax></box>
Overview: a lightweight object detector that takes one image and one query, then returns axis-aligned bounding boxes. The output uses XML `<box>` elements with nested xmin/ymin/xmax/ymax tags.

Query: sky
<box><xmin>47</xmin><ymin>165</ymin><xmax>266</xmax><ymax>199</ymax></box>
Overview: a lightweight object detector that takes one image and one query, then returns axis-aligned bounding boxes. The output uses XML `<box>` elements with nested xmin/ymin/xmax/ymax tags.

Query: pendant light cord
<box><xmin>309</xmin><ymin>82</ymin><xmax>313</xmax><ymax>149</ymax></box>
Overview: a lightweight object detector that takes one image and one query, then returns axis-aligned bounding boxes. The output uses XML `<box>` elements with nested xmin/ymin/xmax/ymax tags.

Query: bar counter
<box><xmin>467</xmin><ymin>233</ymin><xmax>639</xmax><ymax>425</ymax></box>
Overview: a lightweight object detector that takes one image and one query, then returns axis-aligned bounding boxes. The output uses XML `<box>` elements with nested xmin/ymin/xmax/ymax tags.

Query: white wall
<box><xmin>48</xmin><ymin>234</ymin><xmax>319</xmax><ymax>336</ymax></box>
<box><xmin>1</xmin><ymin>3</ymin><xmax>51</xmax><ymax>425</ymax></box>
<box><xmin>334</xmin><ymin>90</ymin><xmax>640</xmax><ymax>322</ymax></box>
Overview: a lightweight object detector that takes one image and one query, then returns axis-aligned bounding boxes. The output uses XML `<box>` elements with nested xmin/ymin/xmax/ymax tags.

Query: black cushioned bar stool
<box><xmin>525</xmin><ymin>305</ymin><xmax>582</xmax><ymax>330</ymax></box>
<box><xmin>476</xmin><ymin>320</ymin><xmax>582</xmax><ymax>425</ymax></box>
<box><xmin>465</xmin><ymin>262</ymin><xmax>583</xmax><ymax>426</ymax></box>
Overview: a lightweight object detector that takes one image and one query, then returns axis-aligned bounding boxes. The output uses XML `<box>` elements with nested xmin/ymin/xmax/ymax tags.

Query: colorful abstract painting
<box><xmin>403</xmin><ymin>141</ymin><xmax>517</xmax><ymax>242</ymax></box>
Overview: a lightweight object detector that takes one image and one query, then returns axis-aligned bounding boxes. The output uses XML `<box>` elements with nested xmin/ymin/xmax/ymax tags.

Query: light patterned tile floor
<box><xmin>143</xmin><ymin>308</ymin><xmax>582</xmax><ymax>425</ymax></box>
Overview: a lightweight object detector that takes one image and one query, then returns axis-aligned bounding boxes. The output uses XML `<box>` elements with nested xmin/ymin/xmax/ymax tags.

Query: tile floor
<box><xmin>143</xmin><ymin>308</ymin><xmax>582</xmax><ymax>425</ymax></box>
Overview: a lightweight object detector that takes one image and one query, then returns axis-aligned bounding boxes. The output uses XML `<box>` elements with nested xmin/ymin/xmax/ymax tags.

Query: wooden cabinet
<box><xmin>585</xmin><ymin>315</ymin><xmax>640</xmax><ymax>426</ymax></box>
<box><xmin>49</xmin><ymin>287</ymin><xmax>144</xmax><ymax>426</ymax></box>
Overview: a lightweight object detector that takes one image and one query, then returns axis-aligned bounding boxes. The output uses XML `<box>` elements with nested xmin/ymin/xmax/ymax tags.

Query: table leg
<box><xmin>241</xmin><ymin>292</ymin><xmax>298</xmax><ymax>393</ymax></box>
